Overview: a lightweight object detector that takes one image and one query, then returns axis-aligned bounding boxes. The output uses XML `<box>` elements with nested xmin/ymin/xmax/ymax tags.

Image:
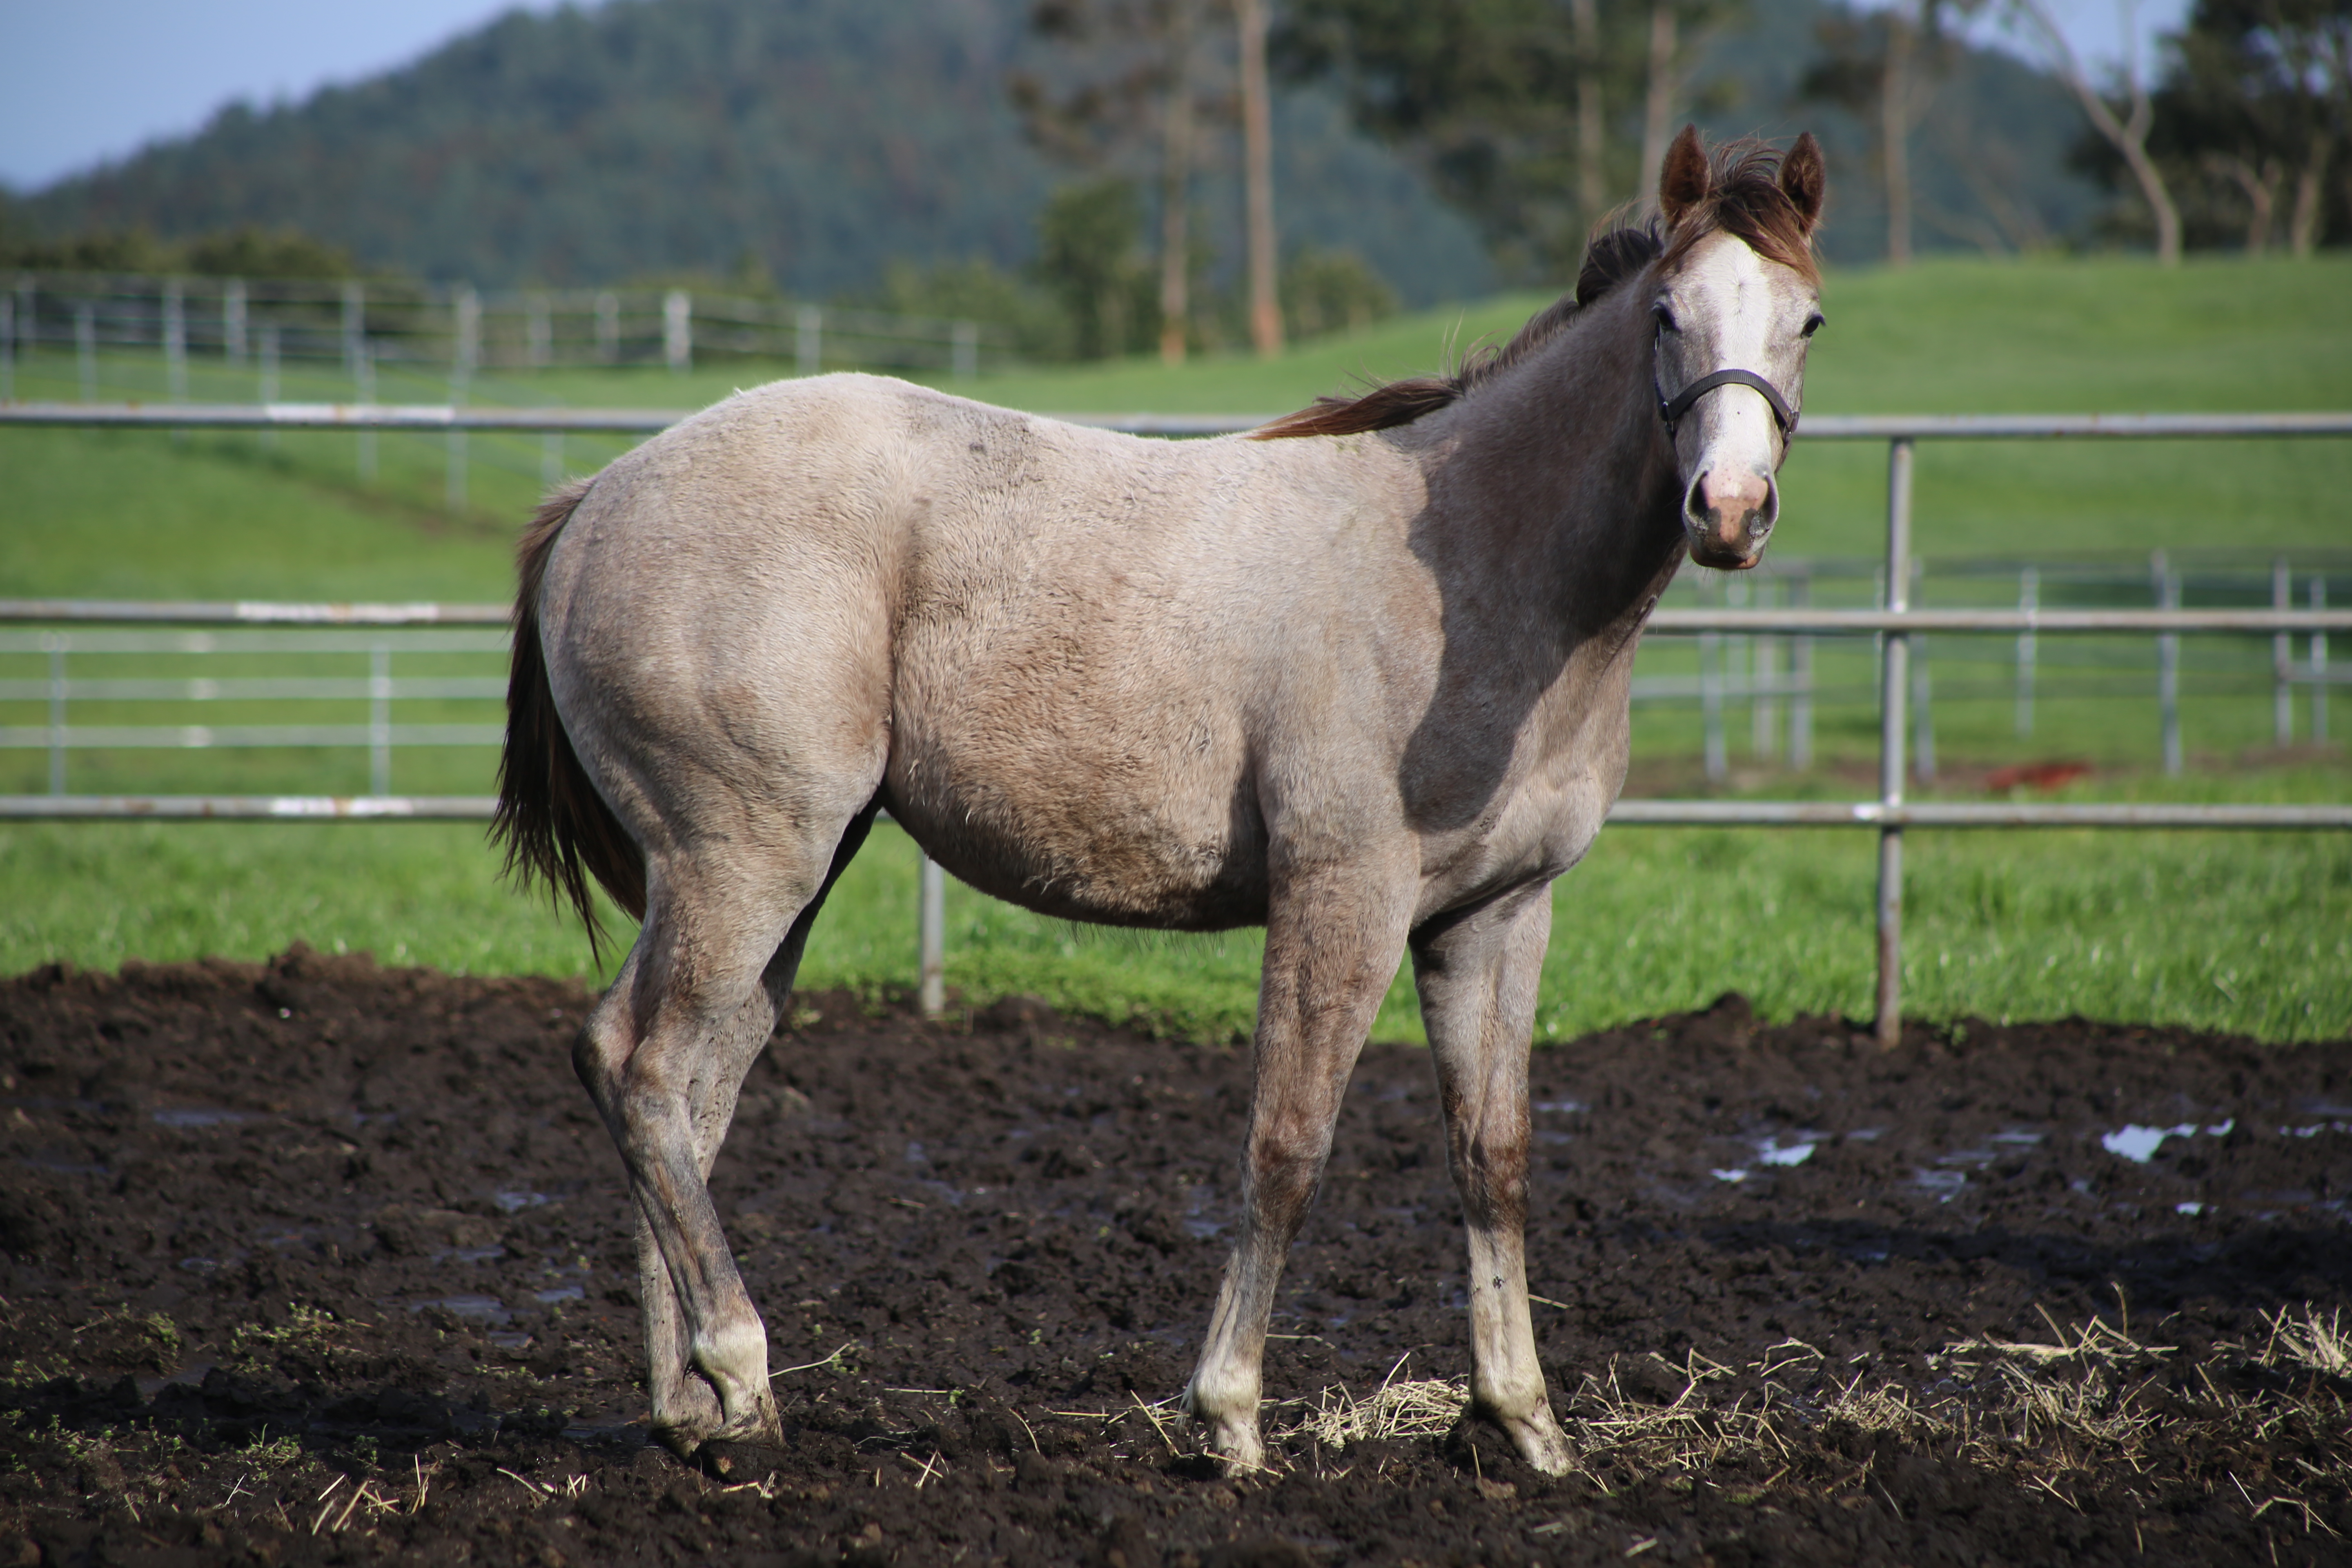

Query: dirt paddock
<box><xmin>3</xmin><ymin>946</ymin><xmax>2350</xmax><ymax>1566</ymax></box>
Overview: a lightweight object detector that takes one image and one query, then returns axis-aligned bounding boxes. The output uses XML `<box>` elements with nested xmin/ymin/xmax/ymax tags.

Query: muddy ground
<box><xmin>3</xmin><ymin>947</ymin><xmax>2351</xmax><ymax>1566</ymax></box>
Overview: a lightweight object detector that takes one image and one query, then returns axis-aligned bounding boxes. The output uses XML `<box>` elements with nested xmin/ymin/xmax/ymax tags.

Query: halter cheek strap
<box><xmin>1657</xmin><ymin>368</ymin><xmax>1798</xmax><ymax>439</ymax></box>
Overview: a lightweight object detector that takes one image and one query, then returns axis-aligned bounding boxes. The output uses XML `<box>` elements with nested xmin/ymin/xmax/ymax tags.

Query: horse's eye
<box><xmin>1653</xmin><ymin>303</ymin><xmax>1679</xmax><ymax>333</ymax></box>
<box><xmin>1801</xmin><ymin>313</ymin><xmax>1826</xmax><ymax>338</ymax></box>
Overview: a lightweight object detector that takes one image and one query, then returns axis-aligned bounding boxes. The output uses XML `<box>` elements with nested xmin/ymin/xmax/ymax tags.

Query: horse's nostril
<box><xmin>1683</xmin><ymin>471</ymin><xmax>1711</xmax><ymax>521</ymax></box>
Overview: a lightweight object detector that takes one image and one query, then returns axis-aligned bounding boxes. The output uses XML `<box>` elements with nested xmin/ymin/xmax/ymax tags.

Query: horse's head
<box><xmin>1649</xmin><ymin>127</ymin><xmax>1826</xmax><ymax>570</ymax></box>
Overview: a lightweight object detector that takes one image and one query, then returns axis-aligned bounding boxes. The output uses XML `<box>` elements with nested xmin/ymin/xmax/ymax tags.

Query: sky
<box><xmin>0</xmin><ymin>0</ymin><xmax>2194</xmax><ymax>194</ymax></box>
<box><xmin>0</xmin><ymin>0</ymin><xmax>569</xmax><ymax>192</ymax></box>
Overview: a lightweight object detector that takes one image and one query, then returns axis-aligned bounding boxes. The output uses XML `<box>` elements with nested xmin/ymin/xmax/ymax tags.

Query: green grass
<box><xmin>4</xmin><ymin>773</ymin><xmax>2345</xmax><ymax>1040</ymax></box>
<box><xmin>2</xmin><ymin>254</ymin><xmax>2346</xmax><ymax>1040</ymax></box>
<box><xmin>6</xmin><ymin>253</ymin><xmax>2348</xmax><ymax>592</ymax></box>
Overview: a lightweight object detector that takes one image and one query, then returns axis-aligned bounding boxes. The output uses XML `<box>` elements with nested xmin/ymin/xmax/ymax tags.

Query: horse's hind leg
<box><xmin>575</xmin><ymin>806</ymin><xmax>876</xmax><ymax>1461</ymax></box>
<box><xmin>1410</xmin><ymin>885</ymin><xmax>1573</xmax><ymax>1475</ymax></box>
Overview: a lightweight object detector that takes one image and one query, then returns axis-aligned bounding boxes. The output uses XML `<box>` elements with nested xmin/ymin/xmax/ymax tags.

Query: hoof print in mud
<box><xmin>697</xmin><ymin>1438</ymin><xmax>785</xmax><ymax>1483</ymax></box>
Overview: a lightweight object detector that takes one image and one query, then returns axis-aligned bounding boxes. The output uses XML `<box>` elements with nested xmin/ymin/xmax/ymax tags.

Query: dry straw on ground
<box><xmin>1248</xmin><ymin>1301</ymin><xmax>2350</xmax><ymax>1521</ymax></box>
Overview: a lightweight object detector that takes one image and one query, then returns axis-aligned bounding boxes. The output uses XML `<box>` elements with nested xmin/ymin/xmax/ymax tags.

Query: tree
<box><xmin>1630</xmin><ymin>0</ymin><xmax>1752</xmax><ymax>220</ymax></box>
<box><xmin>1033</xmin><ymin>178</ymin><xmax>1153</xmax><ymax>359</ymax></box>
<box><xmin>1012</xmin><ymin>0</ymin><xmax>1225</xmax><ymax>362</ymax></box>
<box><xmin>1275</xmin><ymin>0</ymin><xmax>1610</xmax><ymax>279</ymax></box>
<box><xmin>1802</xmin><ymin>0</ymin><xmax>1973</xmax><ymax>264</ymax></box>
<box><xmin>2148</xmin><ymin>0</ymin><xmax>2349</xmax><ymax>254</ymax></box>
<box><xmin>1236</xmin><ymin>0</ymin><xmax>1283</xmax><ymax>356</ymax></box>
<box><xmin>2006</xmin><ymin>0</ymin><xmax>2183</xmax><ymax>263</ymax></box>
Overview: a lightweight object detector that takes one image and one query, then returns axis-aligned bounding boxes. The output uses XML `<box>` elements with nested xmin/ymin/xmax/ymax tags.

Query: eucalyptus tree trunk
<box><xmin>1159</xmin><ymin>0</ymin><xmax>1198</xmax><ymax>365</ymax></box>
<box><xmin>2208</xmin><ymin>153</ymin><xmax>2282</xmax><ymax>255</ymax></box>
<box><xmin>2287</xmin><ymin>132</ymin><xmax>2330</xmax><ymax>258</ymax></box>
<box><xmin>1639</xmin><ymin>0</ymin><xmax>1678</xmax><ymax>209</ymax></box>
<box><xmin>1573</xmin><ymin>0</ymin><xmax>1608</xmax><ymax>229</ymax></box>
<box><xmin>2014</xmin><ymin>0</ymin><xmax>2180</xmax><ymax>265</ymax></box>
<box><xmin>1881</xmin><ymin>0</ymin><xmax>1918</xmax><ymax>266</ymax></box>
<box><xmin>1238</xmin><ymin>0</ymin><xmax>1283</xmax><ymax>357</ymax></box>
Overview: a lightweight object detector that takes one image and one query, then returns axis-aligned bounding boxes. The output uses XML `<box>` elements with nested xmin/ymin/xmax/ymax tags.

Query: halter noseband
<box><xmin>1657</xmin><ymin>367</ymin><xmax>1797</xmax><ymax>439</ymax></box>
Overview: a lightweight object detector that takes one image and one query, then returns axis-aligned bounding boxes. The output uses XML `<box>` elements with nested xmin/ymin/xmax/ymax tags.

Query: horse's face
<box><xmin>1650</xmin><ymin>129</ymin><xmax>1826</xmax><ymax>570</ymax></box>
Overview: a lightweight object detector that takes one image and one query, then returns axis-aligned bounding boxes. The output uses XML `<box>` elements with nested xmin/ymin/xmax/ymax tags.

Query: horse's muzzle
<box><xmin>1684</xmin><ymin>467</ymin><xmax>1777</xmax><ymax>570</ymax></box>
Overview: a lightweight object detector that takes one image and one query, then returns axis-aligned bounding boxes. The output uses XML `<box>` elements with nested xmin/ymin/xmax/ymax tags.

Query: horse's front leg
<box><xmin>1185</xmin><ymin>857</ymin><xmax>1415</xmax><ymax>1472</ymax></box>
<box><xmin>1410</xmin><ymin>883</ymin><xmax>1573</xmax><ymax>1474</ymax></box>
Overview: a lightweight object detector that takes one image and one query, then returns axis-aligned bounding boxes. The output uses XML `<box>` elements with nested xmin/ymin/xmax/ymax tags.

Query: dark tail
<box><xmin>492</xmin><ymin>479</ymin><xmax>647</xmax><ymax>962</ymax></box>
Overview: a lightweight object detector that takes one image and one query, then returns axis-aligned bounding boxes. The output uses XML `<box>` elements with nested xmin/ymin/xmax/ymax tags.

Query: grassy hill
<box><xmin>7</xmin><ymin>252</ymin><xmax>2348</xmax><ymax>604</ymax></box>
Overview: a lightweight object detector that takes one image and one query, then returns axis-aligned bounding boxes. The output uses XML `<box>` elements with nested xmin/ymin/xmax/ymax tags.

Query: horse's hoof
<box><xmin>1505</xmin><ymin>1413</ymin><xmax>1575</xmax><ymax>1477</ymax></box>
<box><xmin>1205</xmin><ymin>1424</ymin><xmax>1268</xmax><ymax>1477</ymax></box>
<box><xmin>697</xmin><ymin>1439</ymin><xmax>786</xmax><ymax>1483</ymax></box>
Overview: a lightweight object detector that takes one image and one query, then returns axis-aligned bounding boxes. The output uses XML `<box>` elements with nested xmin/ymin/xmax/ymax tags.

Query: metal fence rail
<box><xmin>5</xmin><ymin>404</ymin><xmax>2350</xmax><ymax>1041</ymax></box>
<box><xmin>12</xmin><ymin>404</ymin><xmax>2352</xmax><ymax>441</ymax></box>
<box><xmin>2</xmin><ymin>272</ymin><xmax>1004</xmax><ymax>382</ymax></box>
<box><xmin>0</xmin><ymin>402</ymin><xmax>1264</xmax><ymax>437</ymax></box>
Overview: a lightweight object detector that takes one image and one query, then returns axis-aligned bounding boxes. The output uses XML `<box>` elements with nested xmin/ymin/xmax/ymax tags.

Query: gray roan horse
<box><xmin>494</xmin><ymin>127</ymin><xmax>1825</xmax><ymax>1478</ymax></box>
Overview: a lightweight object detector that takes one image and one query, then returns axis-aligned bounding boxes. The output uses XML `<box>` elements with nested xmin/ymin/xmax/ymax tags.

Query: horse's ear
<box><xmin>1659</xmin><ymin>124</ymin><xmax>1710</xmax><ymax>225</ymax></box>
<box><xmin>1780</xmin><ymin>132</ymin><xmax>1826</xmax><ymax>231</ymax></box>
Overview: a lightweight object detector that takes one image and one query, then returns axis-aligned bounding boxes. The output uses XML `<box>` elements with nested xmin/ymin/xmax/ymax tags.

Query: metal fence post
<box><xmin>1876</xmin><ymin>438</ymin><xmax>1914</xmax><ymax>1049</ymax></box>
<box><xmin>526</xmin><ymin>292</ymin><xmax>552</xmax><ymax>369</ymax></box>
<box><xmin>1695</xmin><ymin>576</ymin><xmax>1725</xmax><ymax>781</ymax></box>
<box><xmin>542</xmin><ymin>432</ymin><xmax>564</xmax><ymax>488</ymax></box>
<box><xmin>13</xmin><ymin>276</ymin><xmax>32</xmax><ymax>361</ymax></box>
<box><xmin>2155</xmin><ymin>550</ymin><xmax>2182</xmax><ymax>773</ymax></box>
<box><xmin>595</xmin><ymin>291</ymin><xmax>619</xmax><ymax>363</ymax></box>
<box><xmin>1753</xmin><ymin>579</ymin><xmax>1780</xmax><ymax>762</ymax></box>
<box><xmin>341</xmin><ymin>281</ymin><xmax>365</xmax><ymax>376</ymax></box>
<box><xmin>797</xmin><ymin>306</ymin><xmax>823</xmax><ymax>376</ymax></box>
<box><xmin>2016</xmin><ymin>565</ymin><xmax>2038</xmax><ymax>737</ymax></box>
<box><xmin>45</xmin><ymin>635</ymin><xmax>66</xmax><ymax>796</ymax></box>
<box><xmin>2274</xmin><ymin>558</ymin><xmax>2294</xmax><ymax>746</ymax></box>
<box><xmin>223</xmin><ymin>279</ymin><xmax>246</xmax><ymax>367</ymax></box>
<box><xmin>369</xmin><ymin>642</ymin><xmax>393</xmax><ymax>796</ymax></box>
<box><xmin>663</xmin><ymin>290</ymin><xmax>692</xmax><ymax>373</ymax></box>
<box><xmin>1789</xmin><ymin>571</ymin><xmax>1813</xmax><ymax>771</ymax></box>
<box><xmin>355</xmin><ymin>343</ymin><xmax>376</xmax><ymax>483</ymax></box>
<box><xmin>919</xmin><ymin>854</ymin><xmax>947</xmax><ymax>1018</ymax></box>
<box><xmin>2316</xmin><ymin>577</ymin><xmax>2332</xmax><ymax>746</ymax></box>
<box><xmin>164</xmin><ymin>277</ymin><xmax>187</xmax><ymax>402</ymax></box>
<box><xmin>0</xmin><ymin>292</ymin><xmax>12</xmax><ymax>401</ymax></box>
<box><xmin>76</xmin><ymin>303</ymin><xmax>96</xmax><ymax>401</ymax></box>
<box><xmin>258</xmin><ymin>325</ymin><xmax>279</xmax><ymax>452</ymax></box>
<box><xmin>450</xmin><ymin>287</ymin><xmax>479</xmax><ymax>519</ymax></box>
<box><xmin>952</xmin><ymin>320</ymin><xmax>979</xmax><ymax>380</ymax></box>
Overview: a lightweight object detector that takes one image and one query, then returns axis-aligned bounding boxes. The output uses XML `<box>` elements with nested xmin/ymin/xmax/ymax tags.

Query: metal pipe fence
<box><xmin>2</xmin><ymin>271</ymin><xmax>1004</xmax><ymax>384</ymax></box>
<box><xmin>4</xmin><ymin>403</ymin><xmax>2350</xmax><ymax>1041</ymax></box>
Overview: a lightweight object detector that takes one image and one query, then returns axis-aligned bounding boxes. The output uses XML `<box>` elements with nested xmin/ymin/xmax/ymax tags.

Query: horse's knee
<box><xmin>1245</xmin><ymin>1112</ymin><xmax>1331</xmax><ymax>1214</ymax></box>
<box><xmin>1448</xmin><ymin>1129</ymin><xmax>1530</xmax><ymax>1229</ymax></box>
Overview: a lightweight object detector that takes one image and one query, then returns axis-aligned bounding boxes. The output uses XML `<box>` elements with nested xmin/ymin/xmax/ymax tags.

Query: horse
<box><xmin>493</xmin><ymin>125</ymin><xmax>1826</xmax><ymax>1479</ymax></box>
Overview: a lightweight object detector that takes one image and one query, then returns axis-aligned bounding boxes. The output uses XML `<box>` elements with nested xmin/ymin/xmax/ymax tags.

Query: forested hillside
<box><xmin>11</xmin><ymin>0</ymin><xmax>2110</xmax><ymax>299</ymax></box>
<box><xmin>12</xmin><ymin>0</ymin><xmax>1489</xmax><ymax>304</ymax></box>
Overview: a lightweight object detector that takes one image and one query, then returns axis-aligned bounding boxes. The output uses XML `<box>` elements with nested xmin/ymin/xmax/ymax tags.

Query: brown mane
<box><xmin>1253</xmin><ymin>136</ymin><xmax>1820</xmax><ymax>442</ymax></box>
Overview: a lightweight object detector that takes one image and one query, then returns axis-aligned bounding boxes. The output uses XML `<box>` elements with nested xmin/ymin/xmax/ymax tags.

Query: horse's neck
<box><xmin>1419</xmin><ymin>280</ymin><xmax>1685</xmax><ymax>637</ymax></box>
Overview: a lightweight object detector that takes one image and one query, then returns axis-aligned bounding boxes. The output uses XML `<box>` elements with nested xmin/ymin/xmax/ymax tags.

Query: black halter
<box><xmin>1657</xmin><ymin>367</ymin><xmax>1798</xmax><ymax>439</ymax></box>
